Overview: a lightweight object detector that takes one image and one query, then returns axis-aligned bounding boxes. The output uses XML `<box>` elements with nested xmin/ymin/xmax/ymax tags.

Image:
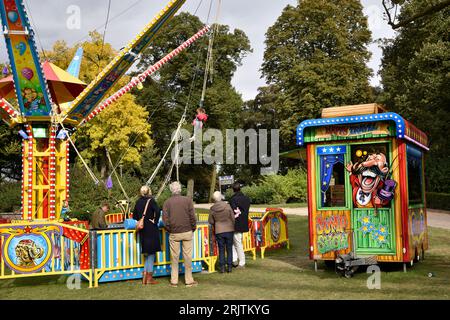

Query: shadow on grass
<box><xmin>0</xmin><ymin>275</ymin><xmax>66</xmax><ymax>288</ymax></box>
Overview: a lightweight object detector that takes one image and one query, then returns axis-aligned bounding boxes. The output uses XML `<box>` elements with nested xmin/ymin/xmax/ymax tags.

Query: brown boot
<box><xmin>142</xmin><ymin>271</ymin><xmax>147</xmax><ymax>285</ymax></box>
<box><xmin>146</xmin><ymin>272</ymin><xmax>159</xmax><ymax>285</ymax></box>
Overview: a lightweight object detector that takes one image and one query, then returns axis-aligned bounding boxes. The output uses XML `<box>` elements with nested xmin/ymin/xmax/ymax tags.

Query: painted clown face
<box><xmin>353</xmin><ymin>153</ymin><xmax>389</xmax><ymax>194</ymax></box>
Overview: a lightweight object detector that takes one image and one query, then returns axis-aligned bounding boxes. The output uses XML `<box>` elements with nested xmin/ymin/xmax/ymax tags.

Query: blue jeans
<box><xmin>144</xmin><ymin>254</ymin><xmax>155</xmax><ymax>272</ymax></box>
<box><xmin>215</xmin><ymin>232</ymin><xmax>234</xmax><ymax>268</ymax></box>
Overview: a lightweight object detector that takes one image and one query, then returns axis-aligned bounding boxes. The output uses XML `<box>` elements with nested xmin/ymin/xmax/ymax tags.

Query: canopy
<box><xmin>0</xmin><ymin>61</ymin><xmax>86</xmax><ymax>105</ymax></box>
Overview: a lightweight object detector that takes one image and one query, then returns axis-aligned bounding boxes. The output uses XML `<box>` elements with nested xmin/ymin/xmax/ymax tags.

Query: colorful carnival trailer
<box><xmin>296</xmin><ymin>104</ymin><xmax>429</xmax><ymax>276</ymax></box>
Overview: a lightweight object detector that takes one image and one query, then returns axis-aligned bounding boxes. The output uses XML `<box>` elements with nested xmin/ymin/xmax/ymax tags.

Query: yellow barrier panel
<box><xmin>92</xmin><ymin>224</ymin><xmax>216</xmax><ymax>287</ymax></box>
<box><xmin>0</xmin><ymin>221</ymin><xmax>93</xmax><ymax>287</ymax></box>
<box><xmin>258</xmin><ymin>208</ymin><xmax>290</xmax><ymax>259</ymax></box>
<box><xmin>196</xmin><ymin>212</ymin><xmax>257</xmax><ymax>259</ymax></box>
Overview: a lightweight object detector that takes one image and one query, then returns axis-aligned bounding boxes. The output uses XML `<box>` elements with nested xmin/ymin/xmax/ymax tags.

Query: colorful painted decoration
<box><xmin>21</xmin><ymin>67</ymin><xmax>33</xmax><ymax>80</ymax></box>
<box><xmin>346</xmin><ymin>152</ymin><xmax>396</xmax><ymax>208</ymax></box>
<box><xmin>316</xmin><ymin>212</ymin><xmax>349</xmax><ymax>254</ymax></box>
<box><xmin>270</xmin><ymin>217</ymin><xmax>281</xmax><ymax>242</ymax></box>
<box><xmin>0</xmin><ymin>0</ymin><xmax>52</xmax><ymax>116</ymax></box>
<box><xmin>7</xmin><ymin>10</ymin><xmax>17</xmax><ymax>22</ymax></box>
<box><xmin>15</xmin><ymin>41</ymin><xmax>26</xmax><ymax>55</ymax></box>
<box><xmin>0</xmin><ymin>224</ymin><xmax>63</xmax><ymax>273</ymax></box>
<box><xmin>359</xmin><ymin>215</ymin><xmax>389</xmax><ymax>247</ymax></box>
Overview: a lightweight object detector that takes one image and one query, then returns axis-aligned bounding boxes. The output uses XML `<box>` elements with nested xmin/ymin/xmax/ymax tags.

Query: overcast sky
<box><xmin>0</xmin><ymin>0</ymin><xmax>396</xmax><ymax>101</ymax></box>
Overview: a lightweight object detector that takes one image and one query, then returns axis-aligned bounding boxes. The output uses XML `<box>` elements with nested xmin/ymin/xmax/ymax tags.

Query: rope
<box><xmin>64</xmin><ymin>127</ymin><xmax>100</xmax><ymax>185</ymax></box>
<box><xmin>99</xmin><ymin>0</ymin><xmax>112</xmax><ymax>71</ymax></box>
<box><xmin>106</xmin><ymin>147</ymin><xmax>130</xmax><ymax>201</ymax></box>
<box><xmin>145</xmin><ymin>115</ymin><xmax>186</xmax><ymax>186</ymax></box>
<box><xmin>148</xmin><ymin>0</ymin><xmax>219</xmax><ymax>195</ymax></box>
<box><xmin>199</xmin><ymin>0</ymin><xmax>221</xmax><ymax>107</ymax></box>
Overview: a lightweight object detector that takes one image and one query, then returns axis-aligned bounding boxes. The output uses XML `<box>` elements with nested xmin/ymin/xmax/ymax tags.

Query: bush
<box><xmin>69</xmin><ymin>166</ymin><xmax>144</xmax><ymax>220</ymax></box>
<box><xmin>0</xmin><ymin>181</ymin><xmax>21</xmax><ymax>212</ymax></box>
<box><xmin>426</xmin><ymin>192</ymin><xmax>450</xmax><ymax>211</ymax></box>
<box><xmin>238</xmin><ymin>169</ymin><xmax>308</xmax><ymax>205</ymax></box>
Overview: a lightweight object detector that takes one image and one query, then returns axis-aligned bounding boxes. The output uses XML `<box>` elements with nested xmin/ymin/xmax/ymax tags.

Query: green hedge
<box><xmin>426</xmin><ymin>192</ymin><xmax>450</xmax><ymax>211</ymax></box>
<box><xmin>0</xmin><ymin>181</ymin><xmax>21</xmax><ymax>212</ymax></box>
<box><xmin>226</xmin><ymin>169</ymin><xmax>307</xmax><ymax>205</ymax></box>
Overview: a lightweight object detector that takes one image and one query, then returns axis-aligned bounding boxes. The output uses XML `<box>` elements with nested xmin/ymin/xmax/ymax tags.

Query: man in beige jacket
<box><xmin>162</xmin><ymin>182</ymin><xmax>198</xmax><ymax>287</ymax></box>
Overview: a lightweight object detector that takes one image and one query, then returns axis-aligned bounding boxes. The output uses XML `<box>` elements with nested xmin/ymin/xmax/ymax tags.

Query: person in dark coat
<box><xmin>229</xmin><ymin>182</ymin><xmax>251</xmax><ymax>268</ymax></box>
<box><xmin>133</xmin><ymin>185</ymin><xmax>161</xmax><ymax>285</ymax></box>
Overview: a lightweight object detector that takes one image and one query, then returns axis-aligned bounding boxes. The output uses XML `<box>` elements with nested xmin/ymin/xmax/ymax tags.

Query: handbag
<box><xmin>136</xmin><ymin>198</ymin><xmax>151</xmax><ymax>231</ymax></box>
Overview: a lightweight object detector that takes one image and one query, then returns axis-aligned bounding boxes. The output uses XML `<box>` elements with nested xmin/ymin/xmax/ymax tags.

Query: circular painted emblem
<box><xmin>3</xmin><ymin>233</ymin><xmax>52</xmax><ymax>274</ymax></box>
<box><xmin>270</xmin><ymin>217</ymin><xmax>281</xmax><ymax>243</ymax></box>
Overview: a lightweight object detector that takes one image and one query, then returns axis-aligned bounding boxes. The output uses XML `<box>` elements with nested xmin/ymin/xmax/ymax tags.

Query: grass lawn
<box><xmin>0</xmin><ymin>215</ymin><xmax>449</xmax><ymax>300</ymax></box>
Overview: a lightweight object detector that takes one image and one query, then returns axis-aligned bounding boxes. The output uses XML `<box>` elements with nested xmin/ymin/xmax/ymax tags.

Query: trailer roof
<box><xmin>296</xmin><ymin>111</ymin><xmax>429</xmax><ymax>151</ymax></box>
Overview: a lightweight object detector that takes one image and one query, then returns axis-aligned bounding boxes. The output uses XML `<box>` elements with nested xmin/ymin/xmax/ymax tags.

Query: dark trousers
<box><xmin>215</xmin><ymin>232</ymin><xmax>234</xmax><ymax>267</ymax></box>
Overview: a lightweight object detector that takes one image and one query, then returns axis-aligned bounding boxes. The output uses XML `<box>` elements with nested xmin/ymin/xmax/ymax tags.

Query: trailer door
<box><xmin>349</xmin><ymin>142</ymin><xmax>397</xmax><ymax>255</ymax></box>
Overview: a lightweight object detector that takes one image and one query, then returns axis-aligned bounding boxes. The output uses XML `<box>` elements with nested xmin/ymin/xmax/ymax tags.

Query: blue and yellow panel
<box><xmin>95</xmin><ymin>227</ymin><xmax>205</xmax><ymax>283</ymax></box>
<box><xmin>0</xmin><ymin>0</ymin><xmax>52</xmax><ymax>116</ymax></box>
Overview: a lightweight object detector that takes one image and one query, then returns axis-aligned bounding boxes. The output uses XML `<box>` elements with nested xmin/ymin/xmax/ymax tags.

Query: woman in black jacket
<box><xmin>133</xmin><ymin>185</ymin><xmax>161</xmax><ymax>285</ymax></box>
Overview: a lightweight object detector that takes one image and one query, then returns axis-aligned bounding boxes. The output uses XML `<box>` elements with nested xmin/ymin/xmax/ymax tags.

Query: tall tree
<box><xmin>262</xmin><ymin>0</ymin><xmax>373</xmax><ymax>146</ymax></box>
<box><xmin>378</xmin><ymin>1</ymin><xmax>450</xmax><ymax>192</ymax></box>
<box><xmin>44</xmin><ymin>32</ymin><xmax>155</xmax><ymax>178</ymax></box>
<box><xmin>382</xmin><ymin>0</ymin><xmax>450</xmax><ymax>29</ymax></box>
<box><xmin>134</xmin><ymin>12</ymin><xmax>251</xmax><ymax>198</ymax></box>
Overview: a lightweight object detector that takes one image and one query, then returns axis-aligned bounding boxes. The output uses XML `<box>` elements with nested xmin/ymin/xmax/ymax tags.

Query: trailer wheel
<box><xmin>324</xmin><ymin>260</ymin><xmax>335</xmax><ymax>269</ymax></box>
<box><xmin>344</xmin><ymin>266</ymin><xmax>358</xmax><ymax>278</ymax></box>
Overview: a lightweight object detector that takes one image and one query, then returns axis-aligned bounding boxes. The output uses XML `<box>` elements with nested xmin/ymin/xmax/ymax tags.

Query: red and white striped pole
<box><xmin>0</xmin><ymin>98</ymin><xmax>20</xmax><ymax>119</ymax></box>
<box><xmin>66</xmin><ymin>141</ymin><xmax>70</xmax><ymax>203</ymax></box>
<box><xmin>81</xmin><ymin>25</ymin><xmax>210</xmax><ymax>125</ymax></box>
<box><xmin>48</xmin><ymin>124</ymin><xmax>57</xmax><ymax>219</ymax></box>
<box><xmin>25</xmin><ymin>125</ymin><xmax>33</xmax><ymax>221</ymax></box>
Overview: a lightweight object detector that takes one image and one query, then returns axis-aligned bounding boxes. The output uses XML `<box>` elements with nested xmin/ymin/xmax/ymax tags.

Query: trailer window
<box><xmin>318</xmin><ymin>145</ymin><xmax>347</xmax><ymax>208</ymax></box>
<box><xmin>407</xmin><ymin>145</ymin><xmax>424</xmax><ymax>205</ymax></box>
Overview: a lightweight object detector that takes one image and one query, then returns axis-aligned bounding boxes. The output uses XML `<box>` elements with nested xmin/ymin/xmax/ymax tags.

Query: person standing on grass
<box><xmin>230</xmin><ymin>182</ymin><xmax>250</xmax><ymax>268</ymax></box>
<box><xmin>209</xmin><ymin>191</ymin><xmax>235</xmax><ymax>273</ymax></box>
<box><xmin>162</xmin><ymin>181</ymin><xmax>198</xmax><ymax>287</ymax></box>
<box><xmin>133</xmin><ymin>186</ymin><xmax>161</xmax><ymax>285</ymax></box>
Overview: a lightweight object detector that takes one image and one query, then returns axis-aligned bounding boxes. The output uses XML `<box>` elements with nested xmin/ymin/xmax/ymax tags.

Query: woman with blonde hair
<box><xmin>133</xmin><ymin>185</ymin><xmax>161</xmax><ymax>285</ymax></box>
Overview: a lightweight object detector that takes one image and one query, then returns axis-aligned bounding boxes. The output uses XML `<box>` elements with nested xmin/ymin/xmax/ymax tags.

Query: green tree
<box><xmin>76</xmin><ymin>93</ymin><xmax>153</xmax><ymax>177</ymax></box>
<box><xmin>134</xmin><ymin>12</ymin><xmax>252</xmax><ymax>197</ymax></box>
<box><xmin>0</xmin><ymin>125</ymin><xmax>21</xmax><ymax>181</ymax></box>
<box><xmin>44</xmin><ymin>32</ymin><xmax>155</xmax><ymax>178</ymax></box>
<box><xmin>381</xmin><ymin>0</ymin><xmax>450</xmax><ymax>29</ymax></box>
<box><xmin>261</xmin><ymin>0</ymin><xmax>373</xmax><ymax>146</ymax></box>
<box><xmin>378</xmin><ymin>1</ymin><xmax>450</xmax><ymax>192</ymax></box>
<box><xmin>136</xmin><ymin>12</ymin><xmax>251</xmax><ymax>149</ymax></box>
